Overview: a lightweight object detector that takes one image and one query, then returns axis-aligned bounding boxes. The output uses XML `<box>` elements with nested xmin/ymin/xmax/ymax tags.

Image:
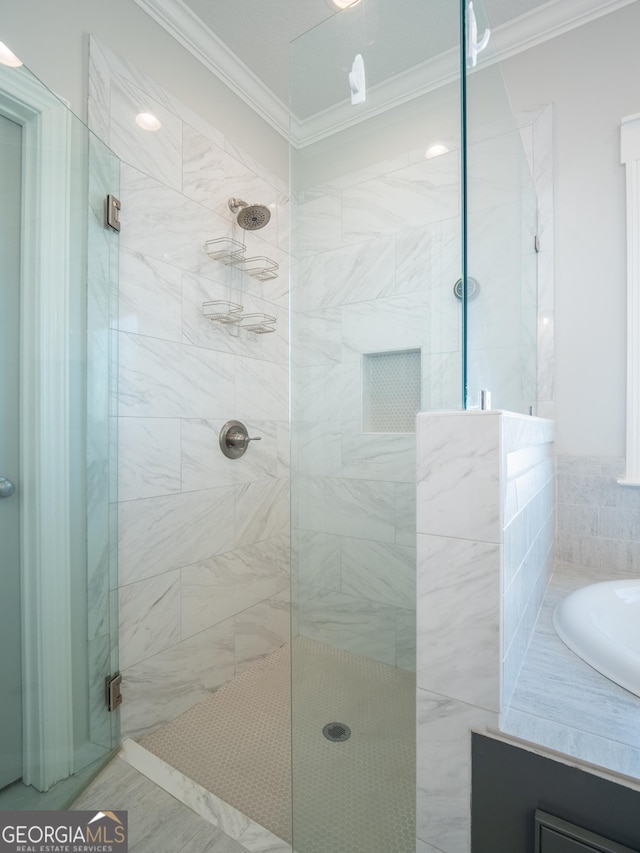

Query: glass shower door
<box><xmin>0</xmin><ymin>59</ymin><xmax>120</xmax><ymax>807</ymax></box>
<box><xmin>463</xmin><ymin>0</ymin><xmax>538</xmax><ymax>412</ymax></box>
<box><xmin>289</xmin><ymin>2</ymin><xmax>463</xmax><ymax>850</ymax></box>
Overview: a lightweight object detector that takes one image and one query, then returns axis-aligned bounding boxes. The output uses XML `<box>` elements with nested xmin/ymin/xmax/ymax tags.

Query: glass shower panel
<box><xmin>289</xmin><ymin>2</ymin><xmax>462</xmax><ymax>850</ymax></box>
<box><xmin>0</xmin><ymin>60</ymin><xmax>119</xmax><ymax>809</ymax></box>
<box><xmin>464</xmin><ymin>1</ymin><xmax>538</xmax><ymax>413</ymax></box>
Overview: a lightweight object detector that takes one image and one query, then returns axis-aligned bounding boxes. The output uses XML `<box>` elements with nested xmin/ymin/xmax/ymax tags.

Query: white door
<box><xmin>0</xmin><ymin>112</ymin><xmax>23</xmax><ymax>790</ymax></box>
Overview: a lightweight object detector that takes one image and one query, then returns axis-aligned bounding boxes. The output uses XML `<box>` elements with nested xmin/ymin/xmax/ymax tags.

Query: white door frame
<box><xmin>0</xmin><ymin>65</ymin><xmax>74</xmax><ymax>792</ymax></box>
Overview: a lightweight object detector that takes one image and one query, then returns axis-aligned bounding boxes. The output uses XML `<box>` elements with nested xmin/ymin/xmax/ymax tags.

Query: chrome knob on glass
<box><xmin>0</xmin><ymin>477</ymin><xmax>16</xmax><ymax>498</ymax></box>
<box><xmin>219</xmin><ymin>420</ymin><xmax>261</xmax><ymax>459</ymax></box>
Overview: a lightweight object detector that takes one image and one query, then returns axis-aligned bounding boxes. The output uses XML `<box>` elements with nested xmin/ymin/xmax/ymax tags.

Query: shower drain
<box><xmin>322</xmin><ymin>722</ymin><xmax>351</xmax><ymax>742</ymax></box>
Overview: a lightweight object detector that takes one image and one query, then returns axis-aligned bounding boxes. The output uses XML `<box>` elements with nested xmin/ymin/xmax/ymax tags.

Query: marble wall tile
<box><xmin>502</xmin><ymin>413</ymin><xmax>554</xmax><ymax>453</ymax></box>
<box><xmin>119</xmin><ymin>249</ymin><xmax>183</xmax><ymax>341</ymax></box>
<box><xmin>557</xmin><ymin>534</ymin><xmax>640</xmax><ymax>575</ymax></box>
<box><xmin>341</xmin><ymin>539</ymin><xmax>415</xmax><ymax>610</ymax></box>
<box><xmin>235</xmin><ymin>357</ymin><xmax>289</xmax><ymax>422</ymax></box>
<box><xmin>110</xmin><ymin>73</ymin><xmax>183</xmax><ymax>190</ymax></box>
<box><xmin>118</xmin><ymin>417</ymin><xmax>181</xmax><ymax>501</ymax></box>
<box><xmin>290</xmin><ymin>421</ymin><xmax>342</xmax><ymax>478</ymax></box>
<box><xmin>341</xmin><ymin>151</ymin><xmax>460</xmax><ymax>242</ymax></box>
<box><xmin>292</xmin><ymin>363</ymin><xmax>360</xmax><ymax>426</ymax></box>
<box><xmin>118</xmin><ymin>487</ymin><xmax>236</xmax><ymax>586</ymax></box>
<box><xmin>119</xmin><ymin>570</ymin><xmax>181</xmax><ymax>669</ymax></box>
<box><xmin>297</xmin><ymin>586</ymin><xmax>396</xmax><ymax>665</ymax></box>
<box><xmin>181</xmin><ymin>418</ymin><xmax>278</xmax><ymax>491</ymax></box>
<box><xmin>557</xmin><ymin>504</ymin><xmax>599</xmax><ymax>539</ymax></box>
<box><xmin>235</xmin><ymin>478</ymin><xmax>289</xmax><ymax>548</ymax></box>
<box><xmin>416</xmin><ymin>690</ymin><xmax>497</xmax><ymax>853</ymax></box>
<box><xmin>417</xmin><ymin>534</ymin><xmax>501</xmax><ymax>712</ymax></box>
<box><xmin>296</xmin><ymin>192</ymin><xmax>343</xmax><ymax>257</ymax></box>
<box><xmin>119</xmin><ymin>164</ymin><xmax>227</xmax><ymax>273</ymax></box>
<box><xmin>598</xmin><ymin>506</ymin><xmax>640</xmax><ymax>540</ymax></box>
<box><xmin>234</xmin><ymin>592</ymin><xmax>290</xmax><ymax>675</ymax></box>
<box><xmin>296</xmin><ymin>236</ymin><xmax>396</xmax><ymax>311</ymax></box>
<box><xmin>395</xmin><ymin>607</ymin><xmax>416</xmax><ymax>672</ymax></box>
<box><xmin>395</xmin><ymin>216</ymin><xmax>461</xmax><ymax>296</ymax></box>
<box><xmin>296</xmin><ymin>477</ymin><xmax>397</xmax><ymax>543</ymax></box>
<box><xmin>181</xmin><ymin>538</ymin><xmax>282</xmax><ymax>639</ymax></box>
<box><xmin>300</xmin><ymin>154</ymin><xmax>409</xmax><ymax>200</ymax></box>
<box><xmin>395</xmin><ymin>483</ymin><xmax>416</xmax><ymax>546</ymax></box>
<box><xmin>292</xmin><ymin>530</ymin><xmax>341</xmax><ymax>591</ymax></box>
<box><xmin>120</xmin><ymin>619</ymin><xmax>235</xmax><ymax>740</ymax></box>
<box><xmin>291</xmin><ymin>308</ymin><xmax>342</xmax><ymax>367</ymax></box>
<box><xmin>417</xmin><ymin>412</ymin><xmax>501</xmax><ymax>542</ymax></box>
<box><xmin>422</xmin><ymin>352</ymin><xmax>462</xmax><ymax>412</ymax></box>
<box><xmin>340</xmin><ymin>290</ymin><xmax>458</xmax><ymax>365</ymax></box>
<box><xmin>182</xmin><ymin>124</ymin><xmax>278</xmax><ymax>244</ymax></box>
<box><xmin>340</xmin><ymin>431</ymin><xmax>416</xmax><ymax>484</ymax></box>
<box><xmin>118</xmin><ymin>332</ymin><xmax>235</xmax><ymax>419</ymax></box>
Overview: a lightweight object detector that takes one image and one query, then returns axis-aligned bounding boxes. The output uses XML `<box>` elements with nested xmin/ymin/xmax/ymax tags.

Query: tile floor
<box><xmin>72</xmin><ymin>755</ymin><xmax>252</xmax><ymax>853</ymax></box>
<box><xmin>140</xmin><ymin>637</ymin><xmax>416</xmax><ymax>853</ymax></box>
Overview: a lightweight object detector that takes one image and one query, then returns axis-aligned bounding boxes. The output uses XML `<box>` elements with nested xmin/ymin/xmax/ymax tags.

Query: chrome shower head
<box><xmin>228</xmin><ymin>197</ymin><xmax>271</xmax><ymax>231</ymax></box>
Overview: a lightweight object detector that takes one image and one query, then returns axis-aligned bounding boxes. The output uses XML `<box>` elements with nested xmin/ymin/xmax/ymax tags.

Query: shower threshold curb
<box><xmin>120</xmin><ymin>738</ymin><xmax>291</xmax><ymax>853</ymax></box>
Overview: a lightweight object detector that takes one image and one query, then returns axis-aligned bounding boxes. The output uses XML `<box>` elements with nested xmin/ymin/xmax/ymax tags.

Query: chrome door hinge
<box><xmin>106</xmin><ymin>194</ymin><xmax>121</xmax><ymax>232</ymax></box>
<box><xmin>106</xmin><ymin>672</ymin><xmax>123</xmax><ymax>712</ymax></box>
<box><xmin>534</xmin><ymin>235</ymin><xmax>540</xmax><ymax>253</ymax></box>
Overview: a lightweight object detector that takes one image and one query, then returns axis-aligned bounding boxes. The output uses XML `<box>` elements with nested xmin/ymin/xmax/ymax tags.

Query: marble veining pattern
<box><xmin>418</xmin><ymin>534</ymin><xmax>501</xmax><ymax>712</ymax></box>
<box><xmin>119</xmin><ymin>570</ymin><xmax>182</xmax><ymax>670</ymax></box>
<box><xmin>118</xmin><ymin>487</ymin><xmax>236</xmax><ymax>586</ymax></box>
<box><xmin>417</xmin><ymin>412</ymin><xmax>501</xmax><ymax>543</ymax></box>
<box><xmin>120</xmin><ymin>620</ymin><xmax>235</xmax><ymax>740</ymax></box>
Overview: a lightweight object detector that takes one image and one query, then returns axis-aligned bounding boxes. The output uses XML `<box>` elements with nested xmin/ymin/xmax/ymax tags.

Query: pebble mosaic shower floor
<box><xmin>140</xmin><ymin>637</ymin><xmax>415</xmax><ymax>853</ymax></box>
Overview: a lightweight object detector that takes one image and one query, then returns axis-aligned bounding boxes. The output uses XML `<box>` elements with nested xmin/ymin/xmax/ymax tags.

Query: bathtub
<box><xmin>553</xmin><ymin>579</ymin><xmax>640</xmax><ymax>699</ymax></box>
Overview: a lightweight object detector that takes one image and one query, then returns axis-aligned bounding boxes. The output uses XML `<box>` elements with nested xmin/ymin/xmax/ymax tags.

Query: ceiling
<box><xmin>133</xmin><ymin>0</ymin><xmax>637</xmax><ymax>142</ymax></box>
<box><xmin>181</xmin><ymin>0</ymin><xmax>550</xmax><ymax>108</ymax></box>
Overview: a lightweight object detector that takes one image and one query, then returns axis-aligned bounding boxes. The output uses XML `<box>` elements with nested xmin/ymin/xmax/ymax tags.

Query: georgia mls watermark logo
<box><xmin>0</xmin><ymin>810</ymin><xmax>128</xmax><ymax>852</ymax></box>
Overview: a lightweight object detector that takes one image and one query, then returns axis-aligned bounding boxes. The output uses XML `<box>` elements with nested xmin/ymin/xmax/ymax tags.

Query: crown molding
<box><xmin>135</xmin><ymin>0</ymin><xmax>638</xmax><ymax>147</ymax></box>
<box><xmin>133</xmin><ymin>0</ymin><xmax>290</xmax><ymax>138</ymax></box>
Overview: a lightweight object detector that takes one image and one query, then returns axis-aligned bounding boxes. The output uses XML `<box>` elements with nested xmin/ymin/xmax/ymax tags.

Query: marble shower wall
<box><xmin>556</xmin><ymin>456</ymin><xmax>640</xmax><ymax>572</ymax></box>
<box><xmin>416</xmin><ymin>410</ymin><xmax>554</xmax><ymax>853</ymax></box>
<box><xmin>88</xmin><ymin>38</ymin><xmax>290</xmax><ymax>740</ymax></box>
<box><xmin>292</xmin><ymin>145</ymin><xmax>463</xmax><ymax>671</ymax></box>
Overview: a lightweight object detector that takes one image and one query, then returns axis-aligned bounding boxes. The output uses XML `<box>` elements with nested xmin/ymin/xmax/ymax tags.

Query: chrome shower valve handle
<box><xmin>219</xmin><ymin>420</ymin><xmax>261</xmax><ymax>459</ymax></box>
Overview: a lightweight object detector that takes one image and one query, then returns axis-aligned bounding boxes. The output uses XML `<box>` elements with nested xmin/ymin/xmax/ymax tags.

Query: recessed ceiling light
<box><xmin>0</xmin><ymin>42</ymin><xmax>23</xmax><ymax>68</ymax></box>
<box><xmin>135</xmin><ymin>112</ymin><xmax>162</xmax><ymax>132</ymax></box>
<box><xmin>425</xmin><ymin>143</ymin><xmax>450</xmax><ymax>159</ymax></box>
<box><xmin>331</xmin><ymin>0</ymin><xmax>362</xmax><ymax>9</ymax></box>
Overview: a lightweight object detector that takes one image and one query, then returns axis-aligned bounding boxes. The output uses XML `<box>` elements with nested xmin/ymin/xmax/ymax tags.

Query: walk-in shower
<box><xmin>1</xmin><ymin>0</ymin><xmax>540</xmax><ymax>848</ymax></box>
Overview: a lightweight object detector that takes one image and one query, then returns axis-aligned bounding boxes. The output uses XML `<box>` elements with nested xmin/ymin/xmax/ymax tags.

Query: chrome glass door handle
<box><xmin>0</xmin><ymin>477</ymin><xmax>15</xmax><ymax>498</ymax></box>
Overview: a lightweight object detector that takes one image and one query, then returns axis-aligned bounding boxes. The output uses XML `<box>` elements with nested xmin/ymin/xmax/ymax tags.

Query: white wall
<box><xmin>501</xmin><ymin>3</ymin><xmax>640</xmax><ymax>457</ymax></box>
<box><xmin>1</xmin><ymin>0</ymin><xmax>288</xmax><ymax>180</ymax></box>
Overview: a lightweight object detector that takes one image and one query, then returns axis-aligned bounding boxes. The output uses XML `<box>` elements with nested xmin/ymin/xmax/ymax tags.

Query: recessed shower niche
<box><xmin>363</xmin><ymin>349</ymin><xmax>422</xmax><ymax>433</ymax></box>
